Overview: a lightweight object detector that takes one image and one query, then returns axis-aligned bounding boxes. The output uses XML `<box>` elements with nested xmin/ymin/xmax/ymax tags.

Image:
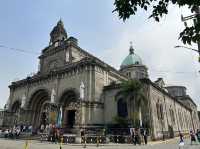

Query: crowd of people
<box><xmin>39</xmin><ymin>124</ymin><xmax>62</xmax><ymax>143</ymax></box>
<box><xmin>189</xmin><ymin>129</ymin><xmax>200</xmax><ymax>145</ymax></box>
<box><xmin>178</xmin><ymin>129</ymin><xmax>200</xmax><ymax>147</ymax></box>
<box><xmin>3</xmin><ymin>123</ymin><xmax>200</xmax><ymax>146</ymax></box>
<box><xmin>129</xmin><ymin>127</ymin><xmax>148</xmax><ymax>145</ymax></box>
<box><xmin>1</xmin><ymin>124</ymin><xmax>32</xmax><ymax>139</ymax></box>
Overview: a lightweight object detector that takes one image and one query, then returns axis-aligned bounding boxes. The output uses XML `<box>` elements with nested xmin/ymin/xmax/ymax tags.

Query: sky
<box><xmin>0</xmin><ymin>0</ymin><xmax>199</xmax><ymax>109</ymax></box>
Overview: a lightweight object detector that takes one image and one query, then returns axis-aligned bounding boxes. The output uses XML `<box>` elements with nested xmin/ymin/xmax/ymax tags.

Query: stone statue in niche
<box><xmin>51</xmin><ymin>88</ymin><xmax>56</xmax><ymax>103</ymax></box>
<box><xmin>66</xmin><ymin>50</ymin><xmax>70</xmax><ymax>62</ymax></box>
<box><xmin>80</xmin><ymin>81</ymin><xmax>85</xmax><ymax>100</ymax></box>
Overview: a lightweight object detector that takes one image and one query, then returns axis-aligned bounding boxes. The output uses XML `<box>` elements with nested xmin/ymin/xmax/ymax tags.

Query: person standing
<box><xmin>134</xmin><ymin>128</ymin><xmax>141</xmax><ymax>145</ymax></box>
<box><xmin>143</xmin><ymin>129</ymin><xmax>148</xmax><ymax>145</ymax></box>
<box><xmin>40</xmin><ymin>124</ymin><xmax>45</xmax><ymax>133</ymax></box>
<box><xmin>132</xmin><ymin>128</ymin><xmax>137</xmax><ymax>145</ymax></box>
<box><xmin>196</xmin><ymin>129</ymin><xmax>200</xmax><ymax>143</ymax></box>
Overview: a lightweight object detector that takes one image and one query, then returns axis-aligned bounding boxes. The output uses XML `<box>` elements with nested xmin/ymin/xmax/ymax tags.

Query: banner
<box><xmin>56</xmin><ymin>107</ymin><xmax>62</xmax><ymax>127</ymax></box>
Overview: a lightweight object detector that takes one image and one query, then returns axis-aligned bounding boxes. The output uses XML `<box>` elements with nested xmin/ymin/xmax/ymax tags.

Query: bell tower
<box><xmin>49</xmin><ymin>19</ymin><xmax>68</xmax><ymax>46</ymax></box>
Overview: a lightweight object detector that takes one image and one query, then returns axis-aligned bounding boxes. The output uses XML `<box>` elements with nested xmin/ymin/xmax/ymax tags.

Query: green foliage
<box><xmin>113</xmin><ymin>116</ymin><xmax>129</xmax><ymax>127</ymax></box>
<box><xmin>118</xmin><ymin>79</ymin><xmax>146</xmax><ymax>127</ymax></box>
<box><xmin>130</xmin><ymin>112</ymin><xmax>140</xmax><ymax>127</ymax></box>
<box><xmin>113</xmin><ymin>112</ymin><xmax>141</xmax><ymax>128</ymax></box>
<box><xmin>113</xmin><ymin>0</ymin><xmax>200</xmax><ymax>45</ymax></box>
<box><xmin>121</xmin><ymin>79</ymin><xmax>142</xmax><ymax>93</ymax></box>
<box><xmin>121</xmin><ymin>79</ymin><xmax>146</xmax><ymax>104</ymax></box>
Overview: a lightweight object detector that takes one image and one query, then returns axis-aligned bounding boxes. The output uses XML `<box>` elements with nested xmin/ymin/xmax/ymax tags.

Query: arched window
<box><xmin>156</xmin><ymin>100</ymin><xmax>164</xmax><ymax>120</ymax></box>
<box><xmin>156</xmin><ymin>102</ymin><xmax>160</xmax><ymax>119</ymax></box>
<box><xmin>117</xmin><ymin>98</ymin><xmax>128</xmax><ymax>117</ymax></box>
<box><xmin>169</xmin><ymin>107</ymin><xmax>175</xmax><ymax>124</ymax></box>
<box><xmin>160</xmin><ymin>104</ymin><xmax>164</xmax><ymax>120</ymax></box>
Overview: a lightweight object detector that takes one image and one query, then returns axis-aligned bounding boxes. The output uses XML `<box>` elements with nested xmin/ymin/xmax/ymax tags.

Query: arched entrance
<box><xmin>59</xmin><ymin>89</ymin><xmax>80</xmax><ymax>129</ymax></box>
<box><xmin>28</xmin><ymin>89</ymin><xmax>52</xmax><ymax>129</ymax></box>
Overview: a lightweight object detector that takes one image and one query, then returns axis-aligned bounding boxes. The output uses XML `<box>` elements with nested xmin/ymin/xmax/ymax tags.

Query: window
<box><xmin>169</xmin><ymin>108</ymin><xmax>175</xmax><ymax>124</ymax></box>
<box><xmin>126</xmin><ymin>72</ymin><xmax>131</xmax><ymax>78</ymax></box>
<box><xmin>117</xmin><ymin>98</ymin><xmax>128</xmax><ymax>117</ymax></box>
<box><xmin>156</xmin><ymin>101</ymin><xmax>164</xmax><ymax>120</ymax></box>
<box><xmin>49</xmin><ymin>60</ymin><xmax>57</xmax><ymax>71</ymax></box>
<box><xmin>179</xmin><ymin>110</ymin><xmax>183</xmax><ymax>129</ymax></box>
<box><xmin>66</xmin><ymin>51</ymin><xmax>70</xmax><ymax>62</ymax></box>
<box><xmin>160</xmin><ymin>104</ymin><xmax>164</xmax><ymax>120</ymax></box>
<box><xmin>54</xmin><ymin>41</ymin><xmax>59</xmax><ymax>47</ymax></box>
<box><xmin>156</xmin><ymin>102</ymin><xmax>160</xmax><ymax>119</ymax></box>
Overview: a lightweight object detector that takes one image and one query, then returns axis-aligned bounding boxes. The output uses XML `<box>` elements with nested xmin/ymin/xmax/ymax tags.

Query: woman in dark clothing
<box><xmin>190</xmin><ymin>130</ymin><xmax>196</xmax><ymax>145</ymax></box>
<box><xmin>143</xmin><ymin>129</ymin><xmax>148</xmax><ymax>145</ymax></box>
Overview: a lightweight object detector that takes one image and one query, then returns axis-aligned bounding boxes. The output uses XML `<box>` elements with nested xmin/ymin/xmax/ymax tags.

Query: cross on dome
<box><xmin>129</xmin><ymin>41</ymin><xmax>134</xmax><ymax>54</ymax></box>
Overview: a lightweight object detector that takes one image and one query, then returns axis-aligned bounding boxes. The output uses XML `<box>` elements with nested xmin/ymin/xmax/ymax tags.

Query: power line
<box><xmin>149</xmin><ymin>69</ymin><xmax>199</xmax><ymax>76</ymax></box>
<box><xmin>0</xmin><ymin>44</ymin><xmax>40</xmax><ymax>55</ymax></box>
<box><xmin>0</xmin><ymin>44</ymin><xmax>199</xmax><ymax>75</ymax></box>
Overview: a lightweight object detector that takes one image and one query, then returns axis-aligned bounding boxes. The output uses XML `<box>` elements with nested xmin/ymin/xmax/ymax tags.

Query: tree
<box><xmin>119</xmin><ymin>79</ymin><xmax>146</xmax><ymax>127</ymax></box>
<box><xmin>113</xmin><ymin>0</ymin><xmax>200</xmax><ymax>45</ymax></box>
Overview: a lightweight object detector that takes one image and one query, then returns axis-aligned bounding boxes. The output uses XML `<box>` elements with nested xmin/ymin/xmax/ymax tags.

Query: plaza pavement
<box><xmin>0</xmin><ymin>138</ymin><xmax>200</xmax><ymax>149</ymax></box>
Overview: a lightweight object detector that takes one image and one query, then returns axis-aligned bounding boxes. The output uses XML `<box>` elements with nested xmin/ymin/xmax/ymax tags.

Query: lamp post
<box><xmin>174</xmin><ymin>45</ymin><xmax>200</xmax><ymax>62</ymax></box>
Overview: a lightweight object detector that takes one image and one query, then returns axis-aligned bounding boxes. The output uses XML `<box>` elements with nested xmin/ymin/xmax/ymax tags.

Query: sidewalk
<box><xmin>0</xmin><ymin>136</ymin><xmax>184</xmax><ymax>147</ymax></box>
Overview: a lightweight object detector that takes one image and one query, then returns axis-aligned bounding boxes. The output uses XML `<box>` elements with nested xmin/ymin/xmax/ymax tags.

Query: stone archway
<box><xmin>28</xmin><ymin>89</ymin><xmax>51</xmax><ymax>129</ymax></box>
<box><xmin>115</xmin><ymin>90</ymin><xmax>149</xmax><ymax>128</ymax></box>
<box><xmin>59</xmin><ymin>89</ymin><xmax>80</xmax><ymax>129</ymax></box>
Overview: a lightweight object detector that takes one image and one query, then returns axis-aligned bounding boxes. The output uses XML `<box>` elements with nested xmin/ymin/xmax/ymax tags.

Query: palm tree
<box><xmin>120</xmin><ymin>79</ymin><xmax>146</xmax><ymax>127</ymax></box>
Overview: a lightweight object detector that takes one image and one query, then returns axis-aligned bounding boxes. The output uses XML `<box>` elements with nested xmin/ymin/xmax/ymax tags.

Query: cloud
<box><xmin>98</xmin><ymin>6</ymin><xmax>200</xmax><ymax>106</ymax></box>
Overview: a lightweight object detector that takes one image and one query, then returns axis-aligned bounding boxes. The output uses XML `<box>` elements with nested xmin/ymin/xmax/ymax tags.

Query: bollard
<box><xmin>66</xmin><ymin>137</ymin><xmax>68</xmax><ymax>144</ymax></box>
<box><xmin>24</xmin><ymin>140</ymin><xmax>29</xmax><ymax>149</ymax></box>
<box><xmin>59</xmin><ymin>137</ymin><xmax>63</xmax><ymax>149</ymax></box>
<box><xmin>117</xmin><ymin>136</ymin><xmax>119</xmax><ymax>144</ymax></box>
<box><xmin>40</xmin><ymin>135</ymin><xmax>42</xmax><ymax>143</ymax></box>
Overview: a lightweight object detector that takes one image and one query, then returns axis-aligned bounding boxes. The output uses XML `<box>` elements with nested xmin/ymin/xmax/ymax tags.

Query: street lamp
<box><xmin>174</xmin><ymin>45</ymin><xmax>200</xmax><ymax>62</ymax></box>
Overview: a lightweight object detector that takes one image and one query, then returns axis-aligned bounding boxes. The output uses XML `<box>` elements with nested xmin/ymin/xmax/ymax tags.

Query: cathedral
<box><xmin>1</xmin><ymin>20</ymin><xmax>199</xmax><ymax>140</ymax></box>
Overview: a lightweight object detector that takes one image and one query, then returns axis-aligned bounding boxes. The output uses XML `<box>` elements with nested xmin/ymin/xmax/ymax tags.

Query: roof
<box><xmin>120</xmin><ymin>46</ymin><xmax>142</xmax><ymax>68</ymax></box>
<box><xmin>10</xmin><ymin>52</ymin><xmax>127</xmax><ymax>89</ymax></box>
<box><xmin>165</xmin><ymin>86</ymin><xmax>186</xmax><ymax>89</ymax></box>
<box><xmin>140</xmin><ymin>78</ymin><xmax>194</xmax><ymax>111</ymax></box>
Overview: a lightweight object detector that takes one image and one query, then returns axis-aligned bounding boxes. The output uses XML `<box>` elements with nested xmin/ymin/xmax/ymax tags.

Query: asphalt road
<box><xmin>0</xmin><ymin>138</ymin><xmax>200</xmax><ymax>149</ymax></box>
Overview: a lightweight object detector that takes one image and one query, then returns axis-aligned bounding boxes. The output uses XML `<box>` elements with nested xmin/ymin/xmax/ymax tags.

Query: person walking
<box><xmin>190</xmin><ymin>129</ymin><xmax>196</xmax><ymax>145</ymax></box>
<box><xmin>130</xmin><ymin>128</ymin><xmax>136</xmax><ymax>145</ymax></box>
<box><xmin>178</xmin><ymin>131</ymin><xmax>184</xmax><ymax>149</ymax></box>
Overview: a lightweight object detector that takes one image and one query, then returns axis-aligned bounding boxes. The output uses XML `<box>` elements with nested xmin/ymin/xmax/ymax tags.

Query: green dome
<box><xmin>121</xmin><ymin>46</ymin><xmax>142</xmax><ymax>67</ymax></box>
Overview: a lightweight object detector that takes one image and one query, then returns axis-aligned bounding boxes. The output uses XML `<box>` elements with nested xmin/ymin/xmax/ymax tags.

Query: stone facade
<box><xmin>2</xmin><ymin>20</ymin><xmax>199</xmax><ymax>140</ymax></box>
<box><xmin>103</xmin><ymin>78</ymin><xmax>199</xmax><ymax>140</ymax></box>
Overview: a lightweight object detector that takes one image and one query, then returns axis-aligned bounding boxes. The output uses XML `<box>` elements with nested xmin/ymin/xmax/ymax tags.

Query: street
<box><xmin>0</xmin><ymin>138</ymin><xmax>200</xmax><ymax>149</ymax></box>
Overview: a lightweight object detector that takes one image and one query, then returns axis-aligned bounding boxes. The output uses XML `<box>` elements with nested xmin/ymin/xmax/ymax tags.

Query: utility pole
<box><xmin>181</xmin><ymin>6</ymin><xmax>200</xmax><ymax>62</ymax></box>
